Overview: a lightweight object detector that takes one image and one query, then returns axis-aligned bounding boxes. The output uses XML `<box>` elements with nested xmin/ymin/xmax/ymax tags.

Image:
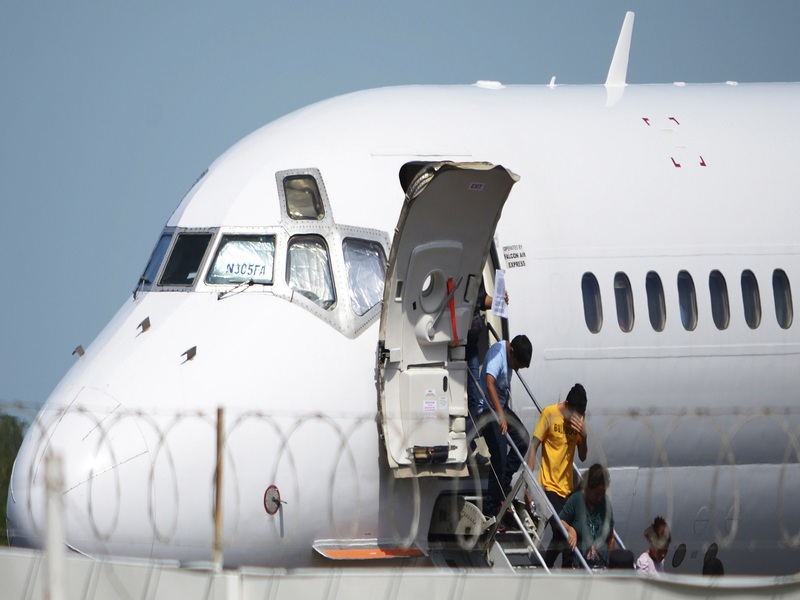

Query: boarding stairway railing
<box><xmin>511</xmin><ymin>356</ymin><xmax>629</xmax><ymax>556</ymax></box>
<box><xmin>466</xmin><ymin>368</ymin><xmax>592</xmax><ymax>573</ymax></box>
<box><xmin>465</xmin><ymin>324</ymin><xmax>627</xmax><ymax>571</ymax></box>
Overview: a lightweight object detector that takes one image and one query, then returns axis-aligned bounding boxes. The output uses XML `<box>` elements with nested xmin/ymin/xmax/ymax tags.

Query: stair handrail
<box><xmin>494</xmin><ymin>474</ymin><xmax>551</xmax><ymax>573</ymax></box>
<box><xmin>482</xmin><ymin>322</ymin><xmax>627</xmax><ymax>552</ymax></box>
<box><xmin>468</xmin><ymin>368</ymin><xmax>591</xmax><ymax>573</ymax></box>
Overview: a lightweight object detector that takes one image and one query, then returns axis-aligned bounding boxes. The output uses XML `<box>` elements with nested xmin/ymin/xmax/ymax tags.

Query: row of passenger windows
<box><xmin>140</xmin><ymin>231</ymin><xmax>386</xmax><ymax>316</ymax></box>
<box><xmin>582</xmin><ymin>269</ymin><xmax>794</xmax><ymax>333</ymax></box>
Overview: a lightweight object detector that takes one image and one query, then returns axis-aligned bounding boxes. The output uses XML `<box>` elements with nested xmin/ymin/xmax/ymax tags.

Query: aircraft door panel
<box><xmin>378</xmin><ymin>162</ymin><xmax>518</xmax><ymax>478</ymax></box>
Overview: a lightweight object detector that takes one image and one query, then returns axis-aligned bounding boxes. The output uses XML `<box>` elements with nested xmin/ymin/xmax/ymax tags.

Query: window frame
<box><xmin>741</xmin><ymin>270</ymin><xmax>762</xmax><ymax>329</ymax></box>
<box><xmin>342</xmin><ymin>237</ymin><xmax>387</xmax><ymax>317</ymax></box>
<box><xmin>646</xmin><ymin>271</ymin><xmax>666</xmax><ymax>332</ymax></box>
<box><xmin>157</xmin><ymin>229</ymin><xmax>216</xmax><ymax>290</ymax></box>
<box><xmin>276</xmin><ymin>168</ymin><xmax>333</xmax><ymax>229</ymax></box>
<box><xmin>582</xmin><ymin>272</ymin><xmax>603</xmax><ymax>334</ymax></box>
<box><xmin>204</xmin><ymin>233</ymin><xmax>277</xmax><ymax>287</ymax></box>
<box><xmin>614</xmin><ymin>272</ymin><xmax>635</xmax><ymax>332</ymax></box>
<box><xmin>773</xmin><ymin>269</ymin><xmax>793</xmax><ymax>329</ymax></box>
<box><xmin>136</xmin><ymin>228</ymin><xmax>176</xmax><ymax>295</ymax></box>
<box><xmin>286</xmin><ymin>233</ymin><xmax>337</xmax><ymax>310</ymax></box>
<box><xmin>678</xmin><ymin>270</ymin><xmax>698</xmax><ymax>331</ymax></box>
<box><xmin>709</xmin><ymin>270</ymin><xmax>730</xmax><ymax>330</ymax></box>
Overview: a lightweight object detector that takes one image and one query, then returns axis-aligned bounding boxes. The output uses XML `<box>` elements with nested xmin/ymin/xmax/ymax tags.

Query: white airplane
<box><xmin>7</xmin><ymin>12</ymin><xmax>800</xmax><ymax>576</ymax></box>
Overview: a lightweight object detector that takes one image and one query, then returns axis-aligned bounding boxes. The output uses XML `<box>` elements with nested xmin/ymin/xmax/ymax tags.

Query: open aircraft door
<box><xmin>377</xmin><ymin>162</ymin><xmax>519</xmax><ymax>478</ymax></box>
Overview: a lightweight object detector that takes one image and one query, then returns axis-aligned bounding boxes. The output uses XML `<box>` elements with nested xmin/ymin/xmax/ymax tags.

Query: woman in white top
<box><xmin>635</xmin><ymin>516</ymin><xmax>671</xmax><ymax>576</ymax></box>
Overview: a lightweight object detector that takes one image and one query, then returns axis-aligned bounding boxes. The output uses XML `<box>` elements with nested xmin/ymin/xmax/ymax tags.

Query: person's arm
<box><xmin>608</xmin><ymin>531</ymin><xmax>616</xmax><ymax>554</ymax></box>
<box><xmin>571</xmin><ymin>414</ymin><xmax>588</xmax><ymax>462</ymax></box>
<box><xmin>483</xmin><ymin>292</ymin><xmax>508</xmax><ymax>310</ymax></box>
<box><xmin>561</xmin><ymin>520</ymin><xmax>578</xmax><ymax>550</ymax></box>
<box><xmin>486</xmin><ymin>374</ymin><xmax>507</xmax><ymax>434</ymax></box>
<box><xmin>526</xmin><ymin>437</ymin><xmax>541</xmax><ymax>472</ymax></box>
<box><xmin>578</xmin><ymin>433</ymin><xmax>587</xmax><ymax>462</ymax></box>
<box><xmin>523</xmin><ymin>437</ymin><xmax>541</xmax><ymax>509</ymax></box>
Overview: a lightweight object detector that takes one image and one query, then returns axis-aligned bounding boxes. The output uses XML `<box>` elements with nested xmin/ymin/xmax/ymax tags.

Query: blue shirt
<box><xmin>473</xmin><ymin>341</ymin><xmax>510</xmax><ymax>415</ymax></box>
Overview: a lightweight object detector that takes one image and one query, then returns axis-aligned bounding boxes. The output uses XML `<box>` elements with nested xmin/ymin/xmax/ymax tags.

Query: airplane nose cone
<box><xmin>7</xmin><ymin>388</ymin><xmax>152</xmax><ymax>554</ymax></box>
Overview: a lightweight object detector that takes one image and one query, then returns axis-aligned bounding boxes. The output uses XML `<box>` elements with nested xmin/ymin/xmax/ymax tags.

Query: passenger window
<box><xmin>646</xmin><ymin>271</ymin><xmax>666</xmax><ymax>332</ymax></box>
<box><xmin>741</xmin><ymin>270</ymin><xmax>762</xmax><ymax>329</ymax></box>
<box><xmin>709</xmin><ymin>270</ymin><xmax>730</xmax><ymax>330</ymax></box>
<box><xmin>677</xmin><ymin>271</ymin><xmax>698</xmax><ymax>331</ymax></box>
<box><xmin>773</xmin><ymin>269</ymin><xmax>793</xmax><ymax>329</ymax></box>
<box><xmin>287</xmin><ymin>235</ymin><xmax>335</xmax><ymax>309</ymax></box>
<box><xmin>342</xmin><ymin>238</ymin><xmax>386</xmax><ymax>316</ymax></box>
<box><xmin>582</xmin><ymin>273</ymin><xmax>602</xmax><ymax>333</ymax></box>
<box><xmin>614</xmin><ymin>272</ymin><xmax>634</xmax><ymax>332</ymax></box>
<box><xmin>206</xmin><ymin>235</ymin><xmax>275</xmax><ymax>285</ymax></box>
<box><xmin>160</xmin><ymin>233</ymin><xmax>212</xmax><ymax>286</ymax></box>
<box><xmin>141</xmin><ymin>232</ymin><xmax>173</xmax><ymax>285</ymax></box>
<box><xmin>283</xmin><ymin>175</ymin><xmax>324</xmax><ymax>220</ymax></box>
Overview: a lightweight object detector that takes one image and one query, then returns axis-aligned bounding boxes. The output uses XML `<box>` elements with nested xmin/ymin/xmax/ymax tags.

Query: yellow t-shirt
<box><xmin>533</xmin><ymin>404</ymin><xmax>584</xmax><ymax>498</ymax></box>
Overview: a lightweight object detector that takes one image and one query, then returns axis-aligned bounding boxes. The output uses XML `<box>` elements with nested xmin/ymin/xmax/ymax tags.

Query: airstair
<box><xmin>427</xmin><ymin>345</ymin><xmax>626</xmax><ymax>573</ymax></box>
<box><xmin>427</xmin><ymin>438</ymin><xmax>579</xmax><ymax>573</ymax></box>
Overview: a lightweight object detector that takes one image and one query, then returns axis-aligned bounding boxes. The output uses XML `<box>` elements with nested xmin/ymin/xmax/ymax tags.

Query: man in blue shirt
<box><xmin>476</xmin><ymin>334</ymin><xmax>532</xmax><ymax>518</ymax></box>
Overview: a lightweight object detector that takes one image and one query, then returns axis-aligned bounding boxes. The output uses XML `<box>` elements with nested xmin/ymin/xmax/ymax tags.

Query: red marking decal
<box><xmin>699</xmin><ymin>156</ymin><xmax>707</xmax><ymax>166</ymax></box>
<box><xmin>671</xmin><ymin>157</ymin><xmax>682</xmax><ymax>168</ymax></box>
<box><xmin>447</xmin><ymin>278</ymin><xmax>458</xmax><ymax>346</ymax></box>
<box><xmin>669</xmin><ymin>117</ymin><xmax>681</xmax><ymax>125</ymax></box>
<box><xmin>642</xmin><ymin>118</ymin><xmax>650</xmax><ymax>126</ymax></box>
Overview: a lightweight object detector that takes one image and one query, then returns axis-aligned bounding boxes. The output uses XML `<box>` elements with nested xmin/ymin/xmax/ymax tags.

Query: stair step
<box><xmin>502</xmin><ymin>547</ymin><xmax>533</xmax><ymax>556</ymax></box>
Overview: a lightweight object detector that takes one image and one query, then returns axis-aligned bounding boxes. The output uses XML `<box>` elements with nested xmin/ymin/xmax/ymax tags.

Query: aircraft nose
<box><xmin>7</xmin><ymin>388</ymin><xmax>152</xmax><ymax>553</ymax></box>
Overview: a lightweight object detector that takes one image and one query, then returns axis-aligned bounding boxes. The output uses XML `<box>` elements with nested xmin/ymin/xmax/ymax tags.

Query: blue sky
<box><xmin>1</xmin><ymin>1</ymin><xmax>799</xmax><ymax>412</ymax></box>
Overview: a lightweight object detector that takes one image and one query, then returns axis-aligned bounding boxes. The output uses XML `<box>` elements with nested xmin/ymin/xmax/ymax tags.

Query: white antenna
<box><xmin>605</xmin><ymin>11</ymin><xmax>635</xmax><ymax>87</ymax></box>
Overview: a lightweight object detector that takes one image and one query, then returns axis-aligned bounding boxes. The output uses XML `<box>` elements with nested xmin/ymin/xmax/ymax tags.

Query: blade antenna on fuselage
<box><xmin>606</xmin><ymin>11</ymin><xmax>635</xmax><ymax>86</ymax></box>
<box><xmin>605</xmin><ymin>11</ymin><xmax>634</xmax><ymax>106</ymax></box>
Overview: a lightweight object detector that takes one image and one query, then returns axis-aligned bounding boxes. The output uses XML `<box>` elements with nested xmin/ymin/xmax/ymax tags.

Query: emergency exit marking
<box><xmin>468</xmin><ymin>182</ymin><xmax>485</xmax><ymax>191</ymax></box>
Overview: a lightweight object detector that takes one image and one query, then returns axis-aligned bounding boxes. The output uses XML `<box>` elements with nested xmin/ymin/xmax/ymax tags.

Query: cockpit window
<box><xmin>206</xmin><ymin>235</ymin><xmax>275</xmax><ymax>285</ymax></box>
<box><xmin>343</xmin><ymin>238</ymin><xmax>386</xmax><ymax>316</ymax></box>
<box><xmin>283</xmin><ymin>175</ymin><xmax>325</xmax><ymax>220</ymax></box>
<box><xmin>287</xmin><ymin>235</ymin><xmax>335</xmax><ymax>309</ymax></box>
<box><xmin>160</xmin><ymin>233</ymin><xmax>212</xmax><ymax>286</ymax></box>
<box><xmin>141</xmin><ymin>232</ymin><xmax>173</xmax><ymax>285</ymax></box>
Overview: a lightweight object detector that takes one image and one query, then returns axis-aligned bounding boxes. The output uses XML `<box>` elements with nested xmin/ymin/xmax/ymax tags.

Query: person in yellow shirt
<box><xmin>526</xmin><ymin>383</ymin><xmax>588</xmax><ymax>567</ymax></box>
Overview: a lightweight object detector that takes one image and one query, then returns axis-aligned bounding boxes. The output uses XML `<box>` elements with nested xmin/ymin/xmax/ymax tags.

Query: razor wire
<box><xmin>3</xmin><ymin>398</ymin><xmax>800</xmax><ymax>571</ymax></box>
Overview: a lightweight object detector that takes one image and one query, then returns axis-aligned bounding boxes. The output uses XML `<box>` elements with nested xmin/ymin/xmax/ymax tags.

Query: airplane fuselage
<box><xmin>8</xmin><ymin>82</ymin><xmax>800</xmax><ymax>575</ymax></box>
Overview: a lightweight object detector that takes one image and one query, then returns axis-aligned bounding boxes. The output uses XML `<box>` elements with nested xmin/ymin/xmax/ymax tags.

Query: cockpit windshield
<box><xmin>206</xmin><ymin>234</ymin><xmax>275</xmax><ymax>285</ymax></box>
<box><xmin>287</xmin><ymin>235</ymin><xmax>335</xmax><ymax>309</ymax></box>
<box><xmin>141</xmin><ymin>232</ymin><xmax>173</xmax><ymax>285</ymax></box>
<box><xmin>343</xmin><ymin>238</ymin><xmax>386</xmax><ymax>316</ymax></box>
<box><xmin>160</xmin><ymin>233</ymin><xmax>212</xmax><ymax>286</ymax></box>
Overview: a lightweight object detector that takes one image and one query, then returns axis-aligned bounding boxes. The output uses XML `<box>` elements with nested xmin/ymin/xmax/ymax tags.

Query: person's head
<box><xmin>583</xmin><ymin>463</ymin><xmax>609</xmax><ymax>505</ymax></box>
<box><xmin>565</xmin><ymin>383</ymin><xmax>587</xmax><ymax>416</ymax></box>
<box><xmin>703</xmin><ymin>557</ymin><xmax>724</xmax><ymax>576</ymax></box>
<box><xmin>644</xmin><ymin>516</ymin><xmax>671</xmax><ymax>563</ymax></box>
<box><xmin>509</xmin><ymin>335</ymin><xmax>532</xmax><ymax>370</ymax></box>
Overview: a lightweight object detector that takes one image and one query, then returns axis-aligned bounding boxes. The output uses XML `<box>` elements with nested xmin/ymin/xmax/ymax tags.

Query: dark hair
<box><xmin>608</xmin><ymin>549</ymin><xmax>635</xmax><ymax>569</ymax></box>
<box><xmin>645</xmin><ymin>516</ymin><xmax>671</xmax><ymax>548</ymax></box>
<box><xmin>585</xmin><ymin>463</ymin><xmax>609</xmax><ymax>490</ymax></box>
<box><xmin>565</xmin><ymin>383</ymin><xmax>587</xmax><ymax>415</ymax></box>
<box><xmin>510</xmin><ymin>335</ymin><xmax>532</xmax><ymax>368</ymax></box>
<box><xmin>703</xmin><ymin>557</ymin><xmax>724</xmax><ymax>576</ymax></box>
